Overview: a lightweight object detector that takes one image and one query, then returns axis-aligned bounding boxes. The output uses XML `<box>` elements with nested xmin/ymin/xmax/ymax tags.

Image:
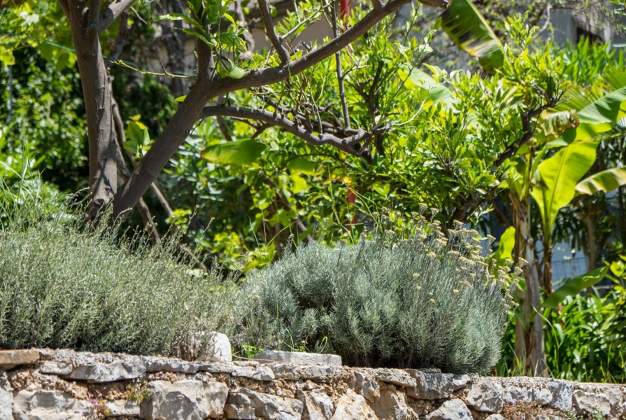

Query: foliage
<box><xmin>0</xmin><ymin>178</ymin><xmax>235</xmax><ymax>355</ymax></box>
<box><xmin>0</xmin><ymin>48</ymin><xmax>87</xmax><ymax>190</ymax></box>
<box><xmin>234</xmin><ymin>222</ymin><xmax>513</xmax><ymax>373</ymax></box>
<box><xmin>499</xmin><ymin>271</ymin><xmax>626</xmax><ymax>382</ymax></box>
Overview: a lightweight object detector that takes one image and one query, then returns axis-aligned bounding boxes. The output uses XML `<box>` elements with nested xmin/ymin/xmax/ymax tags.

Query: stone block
<box><xmin>331</xmin><ymin>389</ymin><xmax>377</xmax><ymax>420</ymax></box>
<box><xmin>69</xmin><ymin>358</ymin><xmax>146</xmax><ymax>383</ymax></box>
<box><xmin>141</xmin><ymin>379</ymin><xmax>228</xmax><ymax>420</ymax></box>
<box><xmin>13</xmin><ymin>390</ymin><xmax>94</xmax><ymax>420</ymax></box>
<box><xmin>299</xmin><ymin>389</ymin><xmax>334</xmax><ymax>420</ymax></box>
<box><xmin>255</xmin><ymin>350</ymin><xmax>342</xmax><ymax>366</ymax></box>
<box><xmin>0</xmin><ymin>349</ymin><xmax>39</xmax><ymax>369</ymax></box>
<box><xmin>426</xmin><ymin>399</ymin><xmax>472</xmax><ymax>420</ymax></box>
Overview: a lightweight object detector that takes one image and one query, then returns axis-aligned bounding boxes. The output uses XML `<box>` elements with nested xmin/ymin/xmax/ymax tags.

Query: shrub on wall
<box><xmin>0</xmin><ymin>178</ymin><xmax>235</xmax><ymax>356</ymax></box>
<box><xmin>235</xmin><ymin>224</ymin><xmax>513</xmax><ymax>373</ymax></box>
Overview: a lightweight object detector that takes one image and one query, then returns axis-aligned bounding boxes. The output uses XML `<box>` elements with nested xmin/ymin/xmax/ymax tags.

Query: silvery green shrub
<box><xmin>0</xmin><ymin>179</ymin><xmax>235</xmax><ymax>355</ymax></box>
<box><xmin>236</xmin><ymin>226</ymin><xmax>512</xmax><ymax>373</ymax></box>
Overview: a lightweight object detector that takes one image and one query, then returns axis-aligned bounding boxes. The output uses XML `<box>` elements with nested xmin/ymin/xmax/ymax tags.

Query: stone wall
<box><xmin>1</xmin><ymin>348</ymin><xmax>625</xmax><ymax>419</ymax></box>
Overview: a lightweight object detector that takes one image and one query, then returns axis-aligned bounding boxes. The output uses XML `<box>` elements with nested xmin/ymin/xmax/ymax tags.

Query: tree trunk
<box><xmin>63</xmin><ymin>1</ymin><xmax>118</xmax><ymax>218</ymax></box>
<box><xmin>511</xmin><ymin>193</ymin><xmax>548</xmax><ymax>376</ymax></box>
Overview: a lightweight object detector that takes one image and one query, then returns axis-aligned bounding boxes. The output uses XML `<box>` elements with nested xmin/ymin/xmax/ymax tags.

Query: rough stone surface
<box><xmin>375</xmin><ymin>368</ymin><xmax>417</xmax><ymax>388</ymax></box>
<box><xmin>232</xmin><ymin>364</ymin><xmax>275</xmax><ymax>381</ymax></box>
<box><xmin>273</xmin><ymin>364</ymin><xmax>343</xmax><ymax>382</ymax></box>
<box><xmin>371</xmin><ymin>389</ymin><xmax>418</xmax><ymax>419</ymax></box>
<box><xmin>13</xmin><ymin>390</ymin><xmax>94</xmax><ymax>420</ymax></box>
<box><xmin>141</xmin><ymin>379</ymin><xmax>228</xmax><ymax>419</ymax></box>
<box><xmin>426</xmin><ymin>398</ymin><xmax>472</xmax><ymax>420</ymax></box>
<box><xmin>69</xmin><ymin>358</ymin><xmax>146</xmax><ymax>383</ymax></box>
<box><xmin>104</xmin><ymin>400</ymin><xmax>140</xmax><ymax>417</ymax></box>
<box><xmin>3</xmin><ymin>348</ymin><xmax>625</xmax><ymax>419</ymax></box>
<box><xmin>0</xmin><ymin>372</ymin><xmax>13</xmax><ymax>419</ymax></box>
<box><xmin>354</xmin><ymin>371</ymin><xmax>380</xmax><ymax>402</ymax></box>
<box><xmin>299</xmin><ymin>389</ymin><xmax>334</xmax><ymax>420</ymax></box>
<box><xmin>331</xmin><ymin>389</ymin><xmax>378</xmax><ymax>420</ymax></box>
<box><xmin>407</xmin><ymin>371</ymin><xmax>471</xmax><ymax>399</ymax></box>
<box><xmin>239</xmin><ymin>389</ymin><xmax>304</xmax><ymax>420</ymax></box>
<box><xmin>466</xmin><ymin>378</ymin><xmax>504</xmax><ymax>413</ymax></box>
<box><xmin>0</xmin><ymin>349</ymin><xmax>39</xmax><ymax>369</ymax></box>
<box><xmin>180</xmin><ymin>331</ymin><xmax>232</xmax><ymax>362</ymax></box>
<box><xmin>255</xmin><ymin>350</ymin><xmax>342</xmax><ymax>366</ymax></box>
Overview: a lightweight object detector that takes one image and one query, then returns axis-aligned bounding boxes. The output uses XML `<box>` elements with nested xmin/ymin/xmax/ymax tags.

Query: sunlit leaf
<box><xmin>544</xmin><ymin>267</ymin><xmax>606</xmax><ymax>309</ymax></box>
<box><xmin>202</xmin><ymin>139</ymin><xmax>266</xmax><ymax>165</ymax></box>
<box><xmin>440</xmin><ymin>0</ymin><xmax>504</xmax><ymax>71</ymax></box>
<box><xmin>576</xmin><ymin>167</ymin><xmax>626</xmax><ymax>195</ymax></box>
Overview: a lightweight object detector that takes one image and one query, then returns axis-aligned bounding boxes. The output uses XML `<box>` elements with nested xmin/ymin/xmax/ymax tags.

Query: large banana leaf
<box><xmin>562</xmin><ymin>86</ymin><xmax>626</xmax><ymax>142</ymax></box>
<box><xmin>576</xmin><ymin>167</ymin><xmax>626</xmax><ymax>195</ymax></box>
<box><xmin>544</xmin><ymin>267</ymin><xmax>606</xmax><ymax>309</ymax></box>
<box><xmin>531</xmin><ymin>141</ymin><xmax>598</xmax><ymax>235</ymax></box>
<box><xmin>440</xmin><ymin>0</ymin><xmax>504</xmax><ymax>71</ymax></box>
<box><xmin>407</xmin><ymin>68</ymin><xmax>455</xmax><ymax>106</ymax></box>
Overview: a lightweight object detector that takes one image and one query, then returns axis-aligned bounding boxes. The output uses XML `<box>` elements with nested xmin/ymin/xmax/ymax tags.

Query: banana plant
<box><xmin>576</xmin><ymin>167</ymin><xmax>626</xmax><ymax>195</ymax></box>
<box><xmin>439</xmin><ymin>0</ymin><xmax>504</xmax><ymax>71</ymax></box>
<box><xmin>530</xmin><ymin>84</ymin><xmax>626</xmax><ymax>292</ymax></box>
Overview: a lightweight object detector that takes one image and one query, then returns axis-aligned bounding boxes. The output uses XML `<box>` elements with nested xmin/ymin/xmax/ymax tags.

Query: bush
<box><xmin>0</xmin><ymin>179</ymin><xmax>235</xmax><ymax>356</ymax></box>
<box><xmin>235</xmin><ymin>226</ymin><xmax>512</xmax><ymax>373</ymax></box>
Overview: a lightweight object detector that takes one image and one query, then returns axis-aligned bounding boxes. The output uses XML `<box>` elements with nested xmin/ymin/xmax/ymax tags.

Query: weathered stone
<box><xmin>484</xmin><ymin>415</ymin><xmax>504</xmax><ymax>420</ymax></box>
<box><xmin>104</xmin><ymin>400</ymin><xmax>140</xmax><ymax>417</ymax></box>
<box><xmin>140</xmin><ymin>379</ymin><xmax>228</xmax><ymax>419</ymax></box>
<box><xmin>354</xmin><ymin>371</ymin><xmax>380</xmax><ymax>402</ymax></box>
<box><xmin>255</xmin><ymin>350</ymin><xmax>342</xmax><ymax>366</ymax></box>
<box><xmin>426</xmin><ymin>399</ymin><xmax>472</xmax><ymax>420</ymax></box>
<box><xmin>466</xmin><ymin>379</ymin><xmax>503</xmax><ymax>413</ymax></box>
<box><xmin>0</xmin><ymin>349</ymin><xmax>39</xmax><ymax>369</ymax></box>
<box><xmin>501</xmin><ymin>385</ymin><xmax>533</xmax><ymax>405</ymax></box>
<box><xmin>375</xmin><ymin>368</ymin><xmax>417</xmax><ymax>388</ymax></box>
<box><xmin>39</xmin><ymin>361</ymin><xmax>73</xmax><ymax>376</ymax></box>
<box><xmin>407</xmin><ymin>371</ymin><xmax>471</xmax><ymax>400</ymax></box>
<box><xmin>0</xmin><ymin>372</ymin><xmax>12</xmax><ymax>420</ymax></box>
<box><xmin>572</xmin><ymin>388</ymin><xmax>616</xmax><ymax>417</ymax></box>
<box><xmin>240</xmin><ymin>389</ymin><xmax>304</xmax><ymax>420</ymax></box>
<box><xmin>232</xmin><ymin>365</ymin><xmax>275</xmax><ymax>381</ymax></box>
<box><xmin>224</xmin><ymin>392</ymin><xmax>256</xmax><ymax>419</ymax></box>
<box><xmin>69</xmin><ymin>358</ymin><xmax>146</xmax><ymax>383</ymax></box>
<box><xmin>299</xmin><ymin>390</ymin><xmax>334</xmax><ymax>420</ymax></box>
<box><xmin>13</xmin><ymin>390</ymin><xmax>94</xmax><ymax>420</ymax></box>
<box><xmin>331</xmin><ymin>389</ymin><xmax>377</xmax><ymax>420</ymax></box>
<box><xmin>179</xmin><ymin>331</ymin><xmax>232</xmax><ymax>362</ymax></box>
<box><xmin>142</xmin><ymin>356</ymin><xmax>200</xmax><ymax>374</ymax></box>
<box><xmin>372</xmin><ymin>389</ymin><xmax>418</xmax><ymax>420</ymax></box>
<box><xmin>199</xmin><ymin>361</ymin><xmax>236</xmax><ymax>374</ymax></box>
<box><xmin>273</xmin><ymin>364</ymin><xmax>343</xmax><ymax>382</ymax></box>
<box><xmin>545</xmin><ymin>380</ymin><xmax>573</xmax><ymax>411</ymax></box>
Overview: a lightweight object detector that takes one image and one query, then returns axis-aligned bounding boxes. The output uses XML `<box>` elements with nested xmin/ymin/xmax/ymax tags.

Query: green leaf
<box><xmin>440</xmin><ymin>0</ymin><xmax>504</xmax><ymax>71</ymax></box>
<box><xmin>227</xmin><ymin>64</ymin><xmax>246</xmax><ymax>79</ymax></box>
<box><xmin>576</xmin><ymin>167</ymin><xmax>626</xmax><ymax>195</ymax></box>
<box><xmin>493</xmin><ymin>226</ymin><xmax>515</xmax><ymax>262</ymax></box>
<box><xmin>544</xmin><ymin>267</ymin><xmax>606</xmax><ymax>309</ymax></box>
<box><xmin>531</xmin><ymin>141</ymin><xmax>598</xmax><ymax>236</ymax></box>
<box><xmin>563</xmin><ymin>86</ymin><xmax>626</xmax><ymax>142</ymax></box>
<box><xmin>407</xmin><ymin>68</ymin><xmax>455</xmax><ymax>105</ymax></box>
<box><xmin>287</xmin><ymin>158</ymin><xmax>318</xmax><ymax>174</ymax></box>
<box><xmin>202</xmin><ymin>139</ymin><xmax>266</xmax><ymax>165</ymax></box>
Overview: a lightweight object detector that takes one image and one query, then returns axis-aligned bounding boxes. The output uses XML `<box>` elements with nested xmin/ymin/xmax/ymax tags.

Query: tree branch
<box><xmin>98</xmin><ymin>0</ymin><xmax>135</xmax><ymax>31</ymax></box>
<box><xmin>114</xmin><ymin>0</ymin><xmax>409</xmax><ymax>215</ymax></box>
<box><xmin>258</xmin><ymin>0</ymin><xmax>290</xmax><ymax>65</ymax></box>
<box><xmin>202</xmin><ymin>105</ymin><xmax>385</xmax><ymax>157</ymax></box>
<box><xmin>208</xmin><ymin>0</ymin><xmax>411</xmax><ymax>96</ymax></box>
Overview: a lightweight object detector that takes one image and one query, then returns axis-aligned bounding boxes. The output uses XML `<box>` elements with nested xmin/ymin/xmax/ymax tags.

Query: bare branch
<box><xmin>258</xmin><ymin>0</ymin><xmax>290</xmax><ymax>65</ymax></box>
<box><xmin>202</xmin><ymin>105</ymin><xmax>386</xmax><ymax>158</ymax></box>
<box><xmin>98</xmin><ymin>0</ymin><xmax>135</xmax><ymax>31</ymax></box>
<box><xmin>331</xmin><ymin>0</ymin><xmax>350</xmax><ymax>128</ymax></box>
